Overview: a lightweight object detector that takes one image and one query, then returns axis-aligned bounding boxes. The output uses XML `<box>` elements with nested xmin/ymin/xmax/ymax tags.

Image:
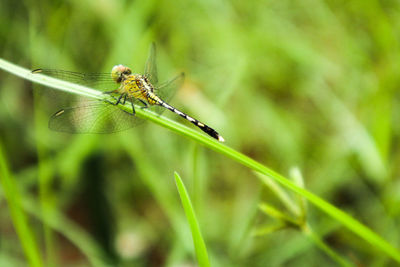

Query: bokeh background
<box><xmin>1</xmin><ymin>0</ymin><xmax>400</xmax><ymax>266</ymax></box>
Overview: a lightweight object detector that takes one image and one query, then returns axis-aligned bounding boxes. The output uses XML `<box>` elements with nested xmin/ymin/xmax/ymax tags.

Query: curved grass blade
<box><xmin>174</xmin><ymin>172</ymin><xmax>210</xmax><ymax>267</ymax></box>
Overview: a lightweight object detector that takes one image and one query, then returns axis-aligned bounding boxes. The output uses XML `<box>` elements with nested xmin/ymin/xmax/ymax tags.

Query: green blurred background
<box><xmin>1</xmin><ymin>0</ymin><xmax>400</xmax><ymax>266</ymax></box>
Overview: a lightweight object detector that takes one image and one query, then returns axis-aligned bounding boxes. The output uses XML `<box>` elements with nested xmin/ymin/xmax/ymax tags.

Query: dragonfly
<box><xmin>32</xmin><ymin>44</ymin><xmax>224</xmax><ymax>142</ymax></box>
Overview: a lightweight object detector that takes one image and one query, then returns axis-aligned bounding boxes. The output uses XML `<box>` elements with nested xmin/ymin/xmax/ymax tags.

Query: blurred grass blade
<box><xmin>303</xmin><ymin>225</ymin><xmax>354</xmax><ymax>267</ymax></box>
<box><xmin>174</xmin><ymin>172</ymin><xmax>210</xmax><ymax>267</ymax></box>
<box><xmin>254</xmin><ymin>171</ymin><xmax>300</xmax><ymax>217</ymax></box>
<box><xmin>21</xmin><ymin>196</ymin><xmax>109</xmax><ymax>267</ymax></box>
<box><xmin>258</xmin><ymin>203</ymin><xmax>298</xmax><ymax>226</ymax></box>
<box><xmin>289</xmin><ymin>167</ymin><xmax>307</xmax><ymax>219</ymax></box>
<box><xmin>0</xmin><ymin>141</ymin><xmax>43</xmax><ymax>267</ymax></box>
<box><xmin>252</xmin><ymin>223</ymin><xmax>286</xmax><ymax>237</ymax></box>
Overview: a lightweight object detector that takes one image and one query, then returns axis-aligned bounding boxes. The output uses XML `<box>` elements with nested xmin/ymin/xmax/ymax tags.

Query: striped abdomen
<box><xmin>158</xmin><ymin>100</ymin><xmax>224</xmax><ymax>142</ymax></box>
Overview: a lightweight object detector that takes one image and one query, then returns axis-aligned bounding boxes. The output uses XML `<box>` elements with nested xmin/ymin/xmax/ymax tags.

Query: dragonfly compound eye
<box><xmin>111</xmin><ymin>65</ymin><xmax>131</xmax><ymax>83</ymax></box>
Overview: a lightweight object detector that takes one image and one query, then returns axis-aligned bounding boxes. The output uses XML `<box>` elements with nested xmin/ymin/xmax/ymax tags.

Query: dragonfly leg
<box><xmin>115</xmin><ymin>93</ymin><xmax>125</xmax><ymax>105</ymax></box>
<box><xmin>122</xmin><ymin>94</ymin><xmax>127</xmax><ymax>105</ymax></box>
<box><xmin>138</xmin><ymin>99</ymin><xmax>149</xmax><ymax>109</ymax></box>
<box><xmin>130</xmin><ymin>98</ymin><xmax>136</xmax><ymax>115</ymax></box>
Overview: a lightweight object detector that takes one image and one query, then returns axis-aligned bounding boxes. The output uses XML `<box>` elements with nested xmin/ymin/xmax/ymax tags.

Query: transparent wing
<box><xmin>152</xmin><ymin>73</ymin><xmax>185</xmax><ymax>115</ymax></box>
<box><xmin>143</xmin><ymin>43</ymin><xmax>158</xmax><ymax>85</ymax></box>
<box><xmin>49</xmin><ymin>100</ymin><xmax>144</xmax><ymax>133</ymax></box>
<box><xmin>156</xmin><ymin>73</ymin><xmax>184</xmax><ymax>102</ymax></box>
<box><xmin>32</xmin><ymin>69</ymin><xmax>119</xmax><ymax>91</ymax></box>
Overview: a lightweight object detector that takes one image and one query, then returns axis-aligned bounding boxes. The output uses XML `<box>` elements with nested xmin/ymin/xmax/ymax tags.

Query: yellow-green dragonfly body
<box><xmin>33</xmin><ymin>44</ymin><xmax>224</xmax><ymax>142</ymax></box>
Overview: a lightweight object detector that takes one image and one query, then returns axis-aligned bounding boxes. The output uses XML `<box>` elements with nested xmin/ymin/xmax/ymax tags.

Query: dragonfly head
<box><xmin>111</xmin><ymin>65</ymin><xmax>132</xmax><ymax>83</ymax></box>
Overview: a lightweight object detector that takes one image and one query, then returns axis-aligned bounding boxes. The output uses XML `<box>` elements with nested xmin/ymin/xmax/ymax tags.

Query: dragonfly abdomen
<box><xmin>159</xmin><ymin>101</ymin><xmax>224</xmax><ymax>142</ymax></box>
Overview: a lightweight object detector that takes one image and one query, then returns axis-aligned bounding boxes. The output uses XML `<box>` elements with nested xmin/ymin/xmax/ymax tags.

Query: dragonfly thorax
<box><xmin>118</xmin><ymin>74</ymin><xmax>159</xmax><ymax>105</ymax></box>
<box><xmin>136</xmin><ymin>75</ymin><xmax>154</xmax><ymax>92</ymax></box>
<box><xmin>111</xmin><ymin>64</ymin><xmax>132</xmax><ymax>83</ymax></box>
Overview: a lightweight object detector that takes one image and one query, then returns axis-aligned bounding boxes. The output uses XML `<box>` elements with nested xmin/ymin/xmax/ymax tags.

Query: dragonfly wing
<box><xmin>153</xmin><ymin>73</ymin><xmax>185</xmax><ymax>115</ymax></box>
<box><xmin>49</xmin><ymin>100</ymin><xmax>144</xmax><ymax>133</ymax></box>
<box><xmin>32</xmin><ymin>69</ymin><xmax>118</xmax><ymax>92</ymax></box>
<box><xmin>156</xmin><ymin>73</ymin><xmax>184</xmax><ymax>102</ymax></box>
<box><xmin>143</xmin><ymin>43</ymin><xmax>158</xmax><ymax>85</ymax></box>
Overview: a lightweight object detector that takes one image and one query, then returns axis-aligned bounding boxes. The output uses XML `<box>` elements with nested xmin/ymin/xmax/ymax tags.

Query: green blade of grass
<box><xmin>0</xmin><ymin>140</ymin><xmax>43</xmax><ymax>267</ymax></box>
<box><xmin>174</xmin><ymin>172</ymin><xmax>210</xmax><ymax>267</ymax></box>
<box><xmin>1</xmin><ymin>58</ymin><xmax>400</xmax><ymax>263</ymax></box>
